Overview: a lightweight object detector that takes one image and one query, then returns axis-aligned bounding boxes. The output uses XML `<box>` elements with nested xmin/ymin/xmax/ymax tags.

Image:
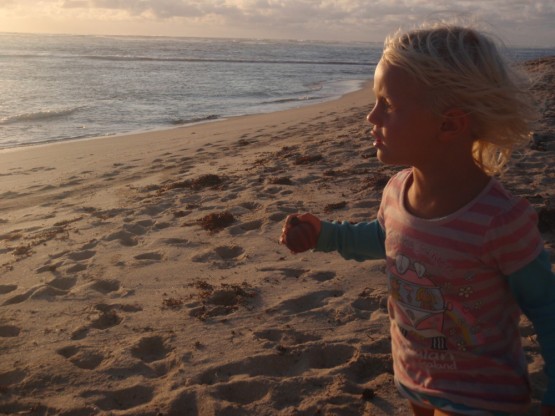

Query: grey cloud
<box><xmin>54</xmin><ymin>0</ymin><xmax>553</xmax><ymax>44</ymax></box>
<box><xmin>62</xmin><ymin>0</ymin><xmax>207</xmax><ymax>17</ymax></box>
<box><xmin>56</xmin><ymin>0</ymin><xmax>553</xmax><ymax>25</ymax></box>
<box><xmin>62</xmin><ymin>0</ymin><xmax>88</xmax><ymax>8</ymax></box>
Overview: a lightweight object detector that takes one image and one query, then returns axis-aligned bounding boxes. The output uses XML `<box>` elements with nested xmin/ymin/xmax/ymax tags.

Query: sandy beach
<box><xmin>0</xmin><ymin>56</ymin><xmax>553</xmax><ymax>416</ymax></box>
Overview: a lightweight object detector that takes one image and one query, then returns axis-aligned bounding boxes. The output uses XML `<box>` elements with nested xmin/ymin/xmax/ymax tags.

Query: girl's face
<box><xmin>367</xmin><ymin>59</ymin><xmax>443</xmax><ymax>167</ymax></box>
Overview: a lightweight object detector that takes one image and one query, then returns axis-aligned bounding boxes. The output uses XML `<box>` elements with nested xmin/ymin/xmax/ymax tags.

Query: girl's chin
<box><xmin>375</xmin><ymin>149</ymin><xmax>404</xmax><ymax>166</ymax></box>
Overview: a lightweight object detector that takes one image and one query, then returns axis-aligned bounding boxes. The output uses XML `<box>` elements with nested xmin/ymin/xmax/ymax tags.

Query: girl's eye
<box><xmin>381</xmin><ymin>98</ymin><xmax>392</xmax><ymax>111</ymax></box>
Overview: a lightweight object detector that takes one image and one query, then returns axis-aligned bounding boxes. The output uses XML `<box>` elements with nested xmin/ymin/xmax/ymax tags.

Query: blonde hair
<box><xmin>382</xmin><ymin>22</ymin><xmax>538</xmax><ymax>174</ymax></box>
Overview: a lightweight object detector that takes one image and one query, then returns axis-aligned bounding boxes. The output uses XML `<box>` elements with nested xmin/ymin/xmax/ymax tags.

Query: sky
<box><xmin>0</xmin><ymin>0</ymin><xmax>553</xmax><ymax>47</ymax></box>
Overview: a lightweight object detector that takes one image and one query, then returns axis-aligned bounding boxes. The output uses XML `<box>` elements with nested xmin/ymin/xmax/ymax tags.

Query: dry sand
<box><xmin>0</xmin><ymin>57</ymin><xmax>554</xmax><ymax>416</ymax></box>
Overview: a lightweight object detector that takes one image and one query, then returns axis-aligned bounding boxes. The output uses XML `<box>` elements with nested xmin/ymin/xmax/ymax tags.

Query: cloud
<box><xmin>60</xmin><ymin>0</ymin><xmax>223</xmax><ymax>18</ymax></box>
<box><xmin>1</xmin><ymin>0</ymin><xmax>553</xmax><ymax>45</ymax></box>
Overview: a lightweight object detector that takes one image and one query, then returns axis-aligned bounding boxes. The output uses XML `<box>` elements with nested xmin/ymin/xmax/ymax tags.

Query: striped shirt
<box><xmin>377</xmin><ymin>169</ymin><xmax>544</xmax><ymax>413</ymax></box>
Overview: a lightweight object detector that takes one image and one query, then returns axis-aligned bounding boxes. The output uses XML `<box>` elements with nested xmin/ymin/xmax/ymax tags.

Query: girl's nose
<box><xmin>367</xmin><ymin>104</ymin><xmax>378</xmax><ymax>125</ymax></box>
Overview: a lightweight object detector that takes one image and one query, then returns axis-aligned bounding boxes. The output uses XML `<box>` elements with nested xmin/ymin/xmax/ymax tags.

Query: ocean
<box><xmin>0</xmin><ymin>33</ymin><xmax>553</xmax><ymax>149</ymax></box>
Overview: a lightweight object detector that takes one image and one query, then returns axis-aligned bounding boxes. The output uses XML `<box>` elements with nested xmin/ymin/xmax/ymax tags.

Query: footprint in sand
<box><xmin>0</xmin><ymin>324</ymin><xmax>21</xmax><ymax>337</ymax></box>
<box><xmin>65</xmin><ymin>263</ymin><xmax>88</xmax><ymax>274</ymax></box>
<box><xmin>48</xmin><ymin>276</ymin><xmax>77</xmax><ymax>291</ymax></box>
<box><xmin>35</xmin><ymin>260</ymin><xmax>76</xmax><ymax>274</ymax></box>
<box><xmin>72</xmin><ymin>305</ymin><xmax>121</xmax><ymax>340</ymax></box>
<box><xmin>130</xmin><ymin>335</ymin><xmax>173</xmax><ymax>363</ymax></box>
<box><xmin>67</xmin><ymin>250</ymin><xmax>96</xmax><ymax>261</ymax></box>
<box><xmin>352</xmin><ymin>289</ymin><xmax>388</xmax><ymax>312</ymax></box>
<box><xmin>259</xmin><ymin>267</ymin><xmax>308</xmax><ymax>279</ymax></box>
<box><xmin>56</xmin><ymin>345</ymin><xmax>105</xmax><ymax>370</ymax></box>
<box><xmin>2</xmin><ymin>281</ymin><xmax>71</xmax><ymax>305</ymax></box>
<box><xmin>2</xmin><ymin>287</ymin><xmax>37</xmax><ymax>306</ymax></box>
<box><xmin>81</xmin><ymin>385</ymin><xmax>154</xmax><ymax>411</ymax></box>
<box><xmin>89</xmin><ymin>305</ymin><xmax>123</xmax><ymax>330</ymax></box>
<box><xmin>229</xmin><ymin>219</ymin><xmax>263</xmax><ymax>236</ymax></box>
<box><xmin>88</xmin><ymin>279</ymin><xmax>121</xmax><ymax>295</ymax></box>
<box><xmin>29</xmin><ymin>285</ymin><xmax>68</xmax><ymax>300</ymax></box>
<box><xmin>103</xmin><ymin>221</ymin><xmax>152</xmax><ymax>247</ymax></box>
<box><xmin>161</xmin><ymin>238</ymin><xmax>194</xmax><ymax>247</ymax></box>
<box><xmin>267</xmin><ymin>289</ymin><xmax>344</xmax><ymax>315</ymax></box>
<box><xmin>346</xmin><ymin>348</ymin><xmax>394</xmax><ymax>384</ymax></box>
<box><xmin>138</xmin><ymin>202</ymin><xmax>172</xmax><ymax>217</ymax></box>
<box><xmin>194</xmin><ymin>342</ymin><xmax>356</xmax><ymax>385</ymax></box>
<box><xmin>254</xmin><ymin>328</ymin><xmax>320</xmax><ymax>348</ymax></box>
<box><xmin>167</xmin><ymin>390</ymin><xmax>198</xmax><ymax>415</ymax></box>
<box><xmin>134</xmin><ymin>252</ymin><xmax>164</xmax><ymax>264</ymax></box>
<box><xmin>213</xmin><ymin>380</ymin><xmax>272</xmax><ymax>405</ymax></box>
<box><xmin>306</xmin><ymin>270</ymin><xmax>336</xmax><ymax>282</ymax></box>
<box><xmin>0</xmin><ymin>369</ymin><xmax>26</xmax><ymax>388</ymax></box>
<box><xmin>239</xmin><ymin>201</ymin><xmax>261</xmax><ymax>211</ymax></box>
<box><xmin>191</xmin><ymin>245</ymin><xmax>245</xmax><ymax>266</ymax></box>
<box><xmin>0</xmin><ymin>284</ymin><xmax>17</xmax><ymax>295</ymax></box>
<box><xmin>267</xmin><ymin>209</ymin><xmax>295</xmax><ymax>223</ymax></box>
<box><xmin>104</xmin><ymin>230</ymin><xmax>138</xmax><ymax>247</ymax></box>
<box><xmin>71</xmin><ymin>302</ymin><xmax>140</xmax><ymax>340</ymax></box>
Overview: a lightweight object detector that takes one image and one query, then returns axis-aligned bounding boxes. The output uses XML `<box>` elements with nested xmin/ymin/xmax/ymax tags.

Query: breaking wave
<box><xmin>0</xmin><ymin>107</ymin><xmax>81</xmax><ymax>125</ymax></box>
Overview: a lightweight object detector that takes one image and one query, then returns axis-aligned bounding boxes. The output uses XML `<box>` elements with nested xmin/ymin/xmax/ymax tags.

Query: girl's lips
<box><xmin>372</xmin><ymin>130</ymin><xmax>384</xmax><ymax>147</ymax></box>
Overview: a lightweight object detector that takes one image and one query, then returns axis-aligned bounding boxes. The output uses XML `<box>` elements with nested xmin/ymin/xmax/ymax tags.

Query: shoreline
<box><xmin>0</xmin><ymin>79</ymin><xmax>372</xmax><ymax>155</ymax></box>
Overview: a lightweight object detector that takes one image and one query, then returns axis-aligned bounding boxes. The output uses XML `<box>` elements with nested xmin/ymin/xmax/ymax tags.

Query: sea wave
<box><xmin>261</xmin><ymin>96</ymin><xmax>322</xmax><ymax>105</ymax></box>
<box><xmin>0</xmin><ymin>107</ymin><xmax>81</xmax><ymax>125</ymax></box>
<box><xmin>0</xmin><ymin>52</ymin><xmax>372</xmax><ymax>66</ymax></box>
<box><xmin>170</xmin><ymin>114</ymin><xmax>219</xmax><ymax>125</ymax></box>
<box><xmin>83</xmin><ymin>56</ymin><xmax>372</xmax><ymax>66</ymax></box>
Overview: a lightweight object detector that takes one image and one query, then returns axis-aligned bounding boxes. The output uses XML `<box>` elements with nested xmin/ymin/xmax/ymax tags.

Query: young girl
<box><xmin>280</xmin><ymin>23</ymin><xmax>555</xmax><ymax>416</ymax></box>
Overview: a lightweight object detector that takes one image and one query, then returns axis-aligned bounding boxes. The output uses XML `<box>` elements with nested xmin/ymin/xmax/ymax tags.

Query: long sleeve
<box><xmin>315</xmin><ymin>219</ymin><xmax>386</xmax><ymax>261</ymax></box>
<box><xmin>508</xmin><ymin>249</ymin><xmax>555</xmax><ymax>406</ymax></box>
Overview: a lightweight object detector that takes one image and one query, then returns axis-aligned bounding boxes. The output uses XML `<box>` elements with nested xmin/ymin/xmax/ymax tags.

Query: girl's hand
<box><xmin>279</xmin><ymin>213</ymin><xmax>321</xmax><ymax>253</ymax></box>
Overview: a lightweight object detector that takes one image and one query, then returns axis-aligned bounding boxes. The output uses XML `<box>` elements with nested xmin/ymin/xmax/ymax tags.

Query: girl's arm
<box><xmin>508</xmin><ymin>249</ymin><xmax>555</xmax><ymax>408</ymax></box>
<box><xmin>315</xmin><ymin>219</ymin><xmax>386</xmax><ymax>261</ymax></box>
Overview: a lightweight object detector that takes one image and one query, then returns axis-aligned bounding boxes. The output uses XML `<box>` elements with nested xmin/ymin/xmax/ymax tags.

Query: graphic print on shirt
<box><xmin>388</xmin><ymin>254</ymin><xmax>448</xmax><ymax>350</ymax></box>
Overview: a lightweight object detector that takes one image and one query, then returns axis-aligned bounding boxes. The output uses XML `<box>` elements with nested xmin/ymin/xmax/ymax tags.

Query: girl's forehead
<box><xmin>373</xmin><ymin>60</ymin><xmax>425</xmax><ymax>99</ymax></box>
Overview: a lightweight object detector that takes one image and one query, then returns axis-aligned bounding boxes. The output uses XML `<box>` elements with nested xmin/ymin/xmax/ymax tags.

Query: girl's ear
<box><xmin>439</xmin><ymin>109</ymin><xmax>470</xmax><ymax>141</ymax></box>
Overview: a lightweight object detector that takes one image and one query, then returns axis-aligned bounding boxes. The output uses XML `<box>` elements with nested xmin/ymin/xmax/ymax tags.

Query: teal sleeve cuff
<box><xmin>508</xmin><ymin>250</ymin><xmax>555</xmax><ymax>405</ymax></box>
<box><xmin>315</xmin><ymin>219</ymin><xmax>386</xmax><ymax>261</ymax></box>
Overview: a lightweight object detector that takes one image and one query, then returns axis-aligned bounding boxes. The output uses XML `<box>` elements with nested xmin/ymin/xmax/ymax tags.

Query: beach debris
<box><xmin>196</xmin><ymin>211</ymin><xmax>236</xmax><ymax>232</ymax></box>
<box><xmin>188</xmin><ymin>174</ymin><xmax>224</xmax><ymax>190</ymax></box>
<box><xmin>5</xmin><ymin>224</ymin><xmax>71</xmax><ymax>260</ymax></box>
<box><xmin>295</xmin><ymin>154</ymin><xmax>323</xmax><ymax>165</ymax></box>
<box><xmin>268</xmin><ymin>176</ymin><xmax>293</xmax><ymax>185</ymax></box>
<box><xmin>324</xmin><ymin>201</ymin><xmax>347</xmax><ymax>212</ymax></box>
<box><xmin>361</xmin><ymin>148</ymin><xmax>378</xmax><ymax>158</ymax></box>
<box><xmin>276</xmin><ymin>145</ymin><xmax>298</xmax><ymax>158</ymax></box>
<box><xmin>361</xmin><ymin>388</ymin><xmax>376</xmax><ymax>401</ymax></box>
<box><xmin>158</xmin><ymin>173</ymin><xmax>224</xmax><ymax>194</ymax></box>
<box><xmin>162</xmin><ymin>296</ymin><xmax>184</xmax><ymax>310</ymax></box>
<box><xmin>237</xmin><ymin>138</ymin><xmax>254</xmax><ymax>146</ymax></box>
<box><xmin>189</xmin><ymin>281</ymin><xmax>257</xmax><ymax>320</ymax></box>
